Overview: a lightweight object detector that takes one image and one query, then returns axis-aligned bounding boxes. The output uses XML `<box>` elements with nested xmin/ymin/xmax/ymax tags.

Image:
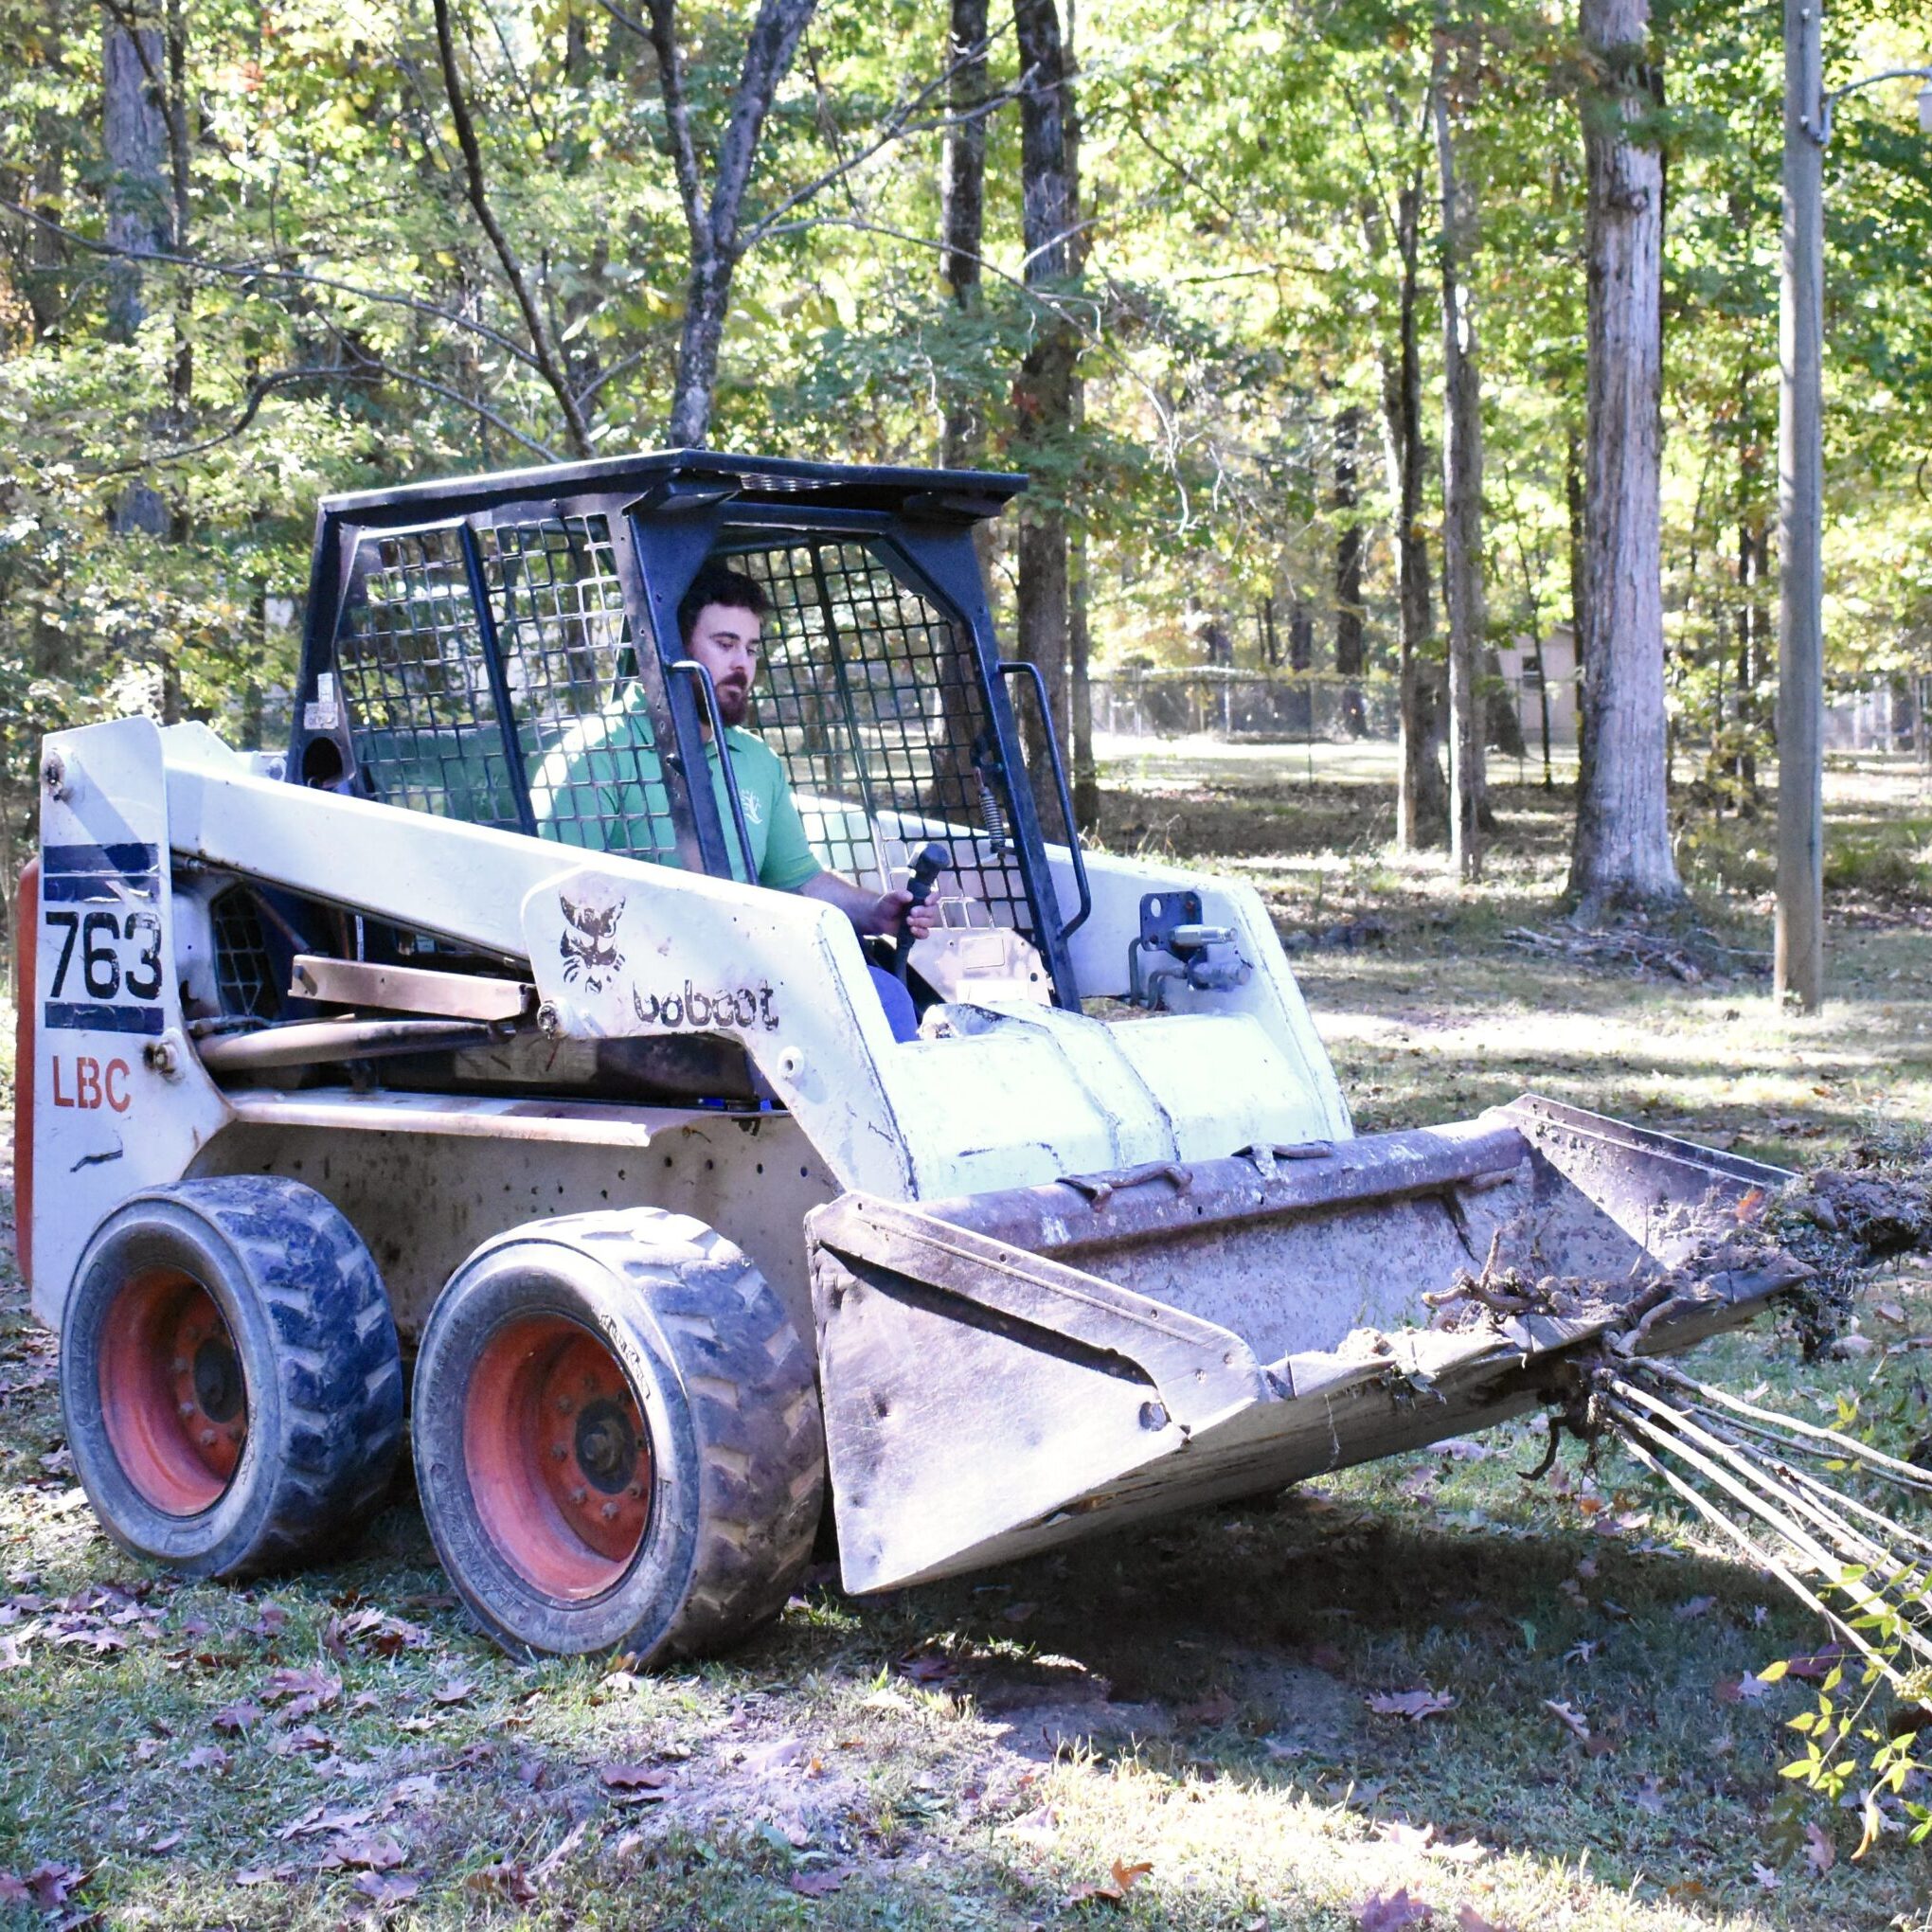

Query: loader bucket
<box><xmin>807</xmin><ymin>1096</ymin><xmax>1801</xmax><ymax>1593</ymax></box>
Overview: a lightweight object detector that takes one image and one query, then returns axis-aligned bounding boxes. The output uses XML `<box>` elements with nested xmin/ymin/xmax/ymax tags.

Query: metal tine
<box><xmin>1642</xmin><ymin>1359</ymin><xmax>1932</xmax><ymax>1495</ymax></box>
<box><xmin>1660</xmin><ymin>1394</ymin><xmax>1932</xmax><ymax>1563</ymax></box>
<box><xmin>1610</xmin><ymin>1418</ymin><xmax>1910</xmax><ymax>1690</ymax></box>
<box><xmin>1615</xmin><ymin>1382</ymin><xmax>1900</xmax><ymax>1576</ymax></box>
<box><xmin>1775</xmin><ymin>1457</ymin><xmax>1932</xmax><ymax>1565</ymax></box>
<box><xmin>1603</xmin><ymin>1388</ymin><xmax>1932</xmax><ymax>1670</ymax></box>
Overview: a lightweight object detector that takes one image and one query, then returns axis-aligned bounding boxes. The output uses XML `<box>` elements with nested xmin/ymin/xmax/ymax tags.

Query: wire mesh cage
<box><xmin>329</xmin><ymin>510</ymin><xmax>1037</xmax><ymax>948</ymax></box>
<box><xmin>731</xmin><ymin>537</ymin><xmax>1036</xmax><ymax>944</ymax></box>
<box><xmin>333</xmin><ymin>527</ymin><xmax>528</xmax><ymax>830</ymax></box>
<box><xmin>332</xmin><ymin>514</ymin><xmax>678</xmax><ymax>863</ymax></box>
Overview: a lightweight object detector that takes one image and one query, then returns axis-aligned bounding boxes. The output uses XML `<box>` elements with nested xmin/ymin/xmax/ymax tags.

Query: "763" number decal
<box><xmin>45</xmin><ymin>908</ymin><xmax>164</xmax><ymax>1004</ymax></box>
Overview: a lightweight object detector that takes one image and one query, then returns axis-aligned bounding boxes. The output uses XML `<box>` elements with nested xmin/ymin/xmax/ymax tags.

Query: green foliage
<box><xmin>2</xmin><ymin>0</ymin><xmax>1930</xmax><ymax>903</ymax></box>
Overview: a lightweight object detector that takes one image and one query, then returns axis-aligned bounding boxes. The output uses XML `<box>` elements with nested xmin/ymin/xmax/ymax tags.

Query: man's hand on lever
<box><xmin>797</xmin><ymin>871</ymin><xmax>939</xmax><ymax>939</ymax></box>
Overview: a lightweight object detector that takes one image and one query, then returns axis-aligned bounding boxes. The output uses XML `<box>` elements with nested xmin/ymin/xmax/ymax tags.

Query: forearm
<box><xmin>798</xmin><ymin>869</ymin><xmax>892</xmax><ymax>935</ymax></box>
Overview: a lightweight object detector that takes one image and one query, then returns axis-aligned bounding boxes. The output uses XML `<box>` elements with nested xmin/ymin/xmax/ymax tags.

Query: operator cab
<box><xmin>193</xmin><ymin>453</ymin><xmax>1091</xmax><ymax>1101</ymax></box>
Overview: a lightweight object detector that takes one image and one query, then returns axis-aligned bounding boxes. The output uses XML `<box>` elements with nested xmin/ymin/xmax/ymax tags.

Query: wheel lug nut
<box><xmin>626</xmin><ymin>1483</ymin><xmax>644</xmax><ymax>1499</ymax></box>
<box><xmin>567</xmin><ymin>1487</ymin><xmax>587</xmax><ymax>1506</ymax></box>
<box><xmin>199</xmin><ymin>1428</ymin><xmax>218</xmax><ymax>1447</ymax></box>
<box><xmin>171</xmin><ymin>1356</ymin><xmax>190</xmax><ymax>1374</ymax></box>
<box><xmin>554</xmin><ymin>1397</ymin><xmax>572</xmax><ymax>1415</ymax></box>
<box><xmin>227</xmin><ymin>1427</ymin><xmax>244</xmax><ymax>1444</ymax></box>
<box><xmin>549</xmin><ymin>1442</ymin><xmax>568</xmax><ymax>1461</ymax></box>
<box><xmin>599</xmin><ymin>1500</ymin><xmax>618</xmax><ymax>1521</ymax></box>
<box><xmin>178</xmin><ymin>1400</ymin><xmax>197</xmax><ymax>1419</ymax></box>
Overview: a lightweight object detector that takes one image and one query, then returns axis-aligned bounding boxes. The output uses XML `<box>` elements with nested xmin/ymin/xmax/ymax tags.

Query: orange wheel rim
<box><xmin>98</xmin><ymin>1271</ymin><xmax>247</xmax><ymax>1515</ymax></box>
<box><xmin>463</xmin><ymin>1316</ymin><xmax>653</xmax><ymax>1600</ymax></box>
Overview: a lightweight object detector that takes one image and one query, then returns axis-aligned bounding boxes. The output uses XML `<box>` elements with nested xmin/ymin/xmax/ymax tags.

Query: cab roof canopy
<box><xmin>318</xmin><ymin>449</ymin><xmax>1029</xmax><ymax>534</ymax></box>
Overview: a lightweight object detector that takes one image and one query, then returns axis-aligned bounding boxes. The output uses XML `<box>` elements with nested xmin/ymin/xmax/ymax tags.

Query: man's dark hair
<box><xmin>676</xmin><ymin>563</ymin><xmax>768</xmax><ymax>646</ymax></box>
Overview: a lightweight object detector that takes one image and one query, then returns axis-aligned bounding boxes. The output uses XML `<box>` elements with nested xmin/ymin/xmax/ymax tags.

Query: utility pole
<box><xmin>1775</xmin><ymin>31</ymin><xmax>1932</xmax><ymax>1013</ymax></box>
<box><xmin>1775</xmin><ymin>0</ymin><xmax>1825</xmax><ymax>1012</ymax></box>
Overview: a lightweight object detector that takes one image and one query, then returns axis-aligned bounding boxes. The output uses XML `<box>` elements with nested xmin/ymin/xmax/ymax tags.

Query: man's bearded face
<box><xmin>686</xmin><ymin>602</ymin><xmax>761</xmax><ymax>728</ymax></box>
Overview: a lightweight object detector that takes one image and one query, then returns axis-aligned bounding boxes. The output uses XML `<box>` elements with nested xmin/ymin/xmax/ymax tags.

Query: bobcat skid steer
<box><xmin>18</xmin><ymin>452</ymin><xmax>1798</xmax><ymax>1661</ymax></box>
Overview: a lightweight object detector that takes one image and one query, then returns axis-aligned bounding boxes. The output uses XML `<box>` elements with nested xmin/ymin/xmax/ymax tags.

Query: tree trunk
<box><xmin>25</xmin><ymin>1</ymin><xmax>68</xmax><ymax>339</ymax></box>
<box><xmin>1011</xmin><ymin>0</ymin><xmax>1080</xmax><ymax>829</ymax></box>
<box><xmin>929</xmin><ymin>0</ymin><xmax>996</xmax><ymax>822</ymax></box>
<box><xmin>1566</xmin><ymin>0</ymin><xmax>1684</xmax><ymax>916</ymax></box>
<box><xmin>1736</xmin><ymin>515</ymin><xmax>1766</xmax><ymax>799</ymax></box>
<box><xmin>1377</xmin><ymin>170</ymin><xmax>1445</xmax><ymax>848</ymax></box>
<box><xmin>1434</xmin><ymin>45</ymin><xmax>1486</xmax><ymax>880</ymax></box>
<box><xmin>103</xmin><ymin>8</ymin><xmax>170</xmax><ymax>539</ymax></box>
<box><xmin>1565</xmin><ymin>416</ymin><xmax>1589</xmax><ymax>791</ymax></box>
<box><xmin>640</xmin><ymin>0</ymin><xmax>817</xmax><ymax>447</ymax></box>
<box><xmin>1332</xmin><ymin>404</ymin><xmax>1367</xmax><ymax>737</ymax></box>
<box><xmin>939</xmin><ymin>0</ymin><xmax>989</xmax><ymax>470</ymax></box>
<box><xmin>1069</xmin><ymin>517</ymin><xmax>1099</xmax><ymax>829</ymax></box>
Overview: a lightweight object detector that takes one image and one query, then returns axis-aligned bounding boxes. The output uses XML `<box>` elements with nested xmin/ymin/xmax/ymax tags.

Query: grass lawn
<box><xmin>2</xmin><ymin>746</ymin><xmax>1930</xmax><ymax>1930</ymax></box>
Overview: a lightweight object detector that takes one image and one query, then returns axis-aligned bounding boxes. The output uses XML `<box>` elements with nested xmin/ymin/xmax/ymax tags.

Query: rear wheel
<box><xmin>59</xmin><ymin>1178</ymin><xmax>403</xmax><ymax>1575</ymax></box>
<box><xmin>412</xmin><ymin>1209</ymin><xmax>823</xmax><ymax>1660</ymax></box>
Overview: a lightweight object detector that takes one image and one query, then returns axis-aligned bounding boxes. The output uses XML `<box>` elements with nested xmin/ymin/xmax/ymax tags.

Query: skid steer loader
<box><xmin>18</xmin><ymin>451</ymin><xmax>1800</xmax><ymax>1661</ymax></box>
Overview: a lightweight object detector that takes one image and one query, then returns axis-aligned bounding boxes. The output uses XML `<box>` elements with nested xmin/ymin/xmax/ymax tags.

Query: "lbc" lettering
<box><xmin>52</xmin><ymin>1055</ymin><xmax>131</xmax><ymax>1113</ymax></box>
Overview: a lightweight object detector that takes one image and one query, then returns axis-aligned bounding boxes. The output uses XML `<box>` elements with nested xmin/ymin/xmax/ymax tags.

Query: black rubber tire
<box><xmin>59</xmin><ymin>1177</ymin><xmax>404</xmax><ymax>1577</ymax></box>
<box><xmin>411</xmin><ymin>1208</ymin><xmax>825</xmax><ymax>1661</ymax></box>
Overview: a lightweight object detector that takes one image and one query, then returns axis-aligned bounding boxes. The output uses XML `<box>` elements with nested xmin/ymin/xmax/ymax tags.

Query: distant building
<box><xmin>1494</xmin><ymin>624</ymin><xmax>1578</xmax><ymax>748</ymax></box>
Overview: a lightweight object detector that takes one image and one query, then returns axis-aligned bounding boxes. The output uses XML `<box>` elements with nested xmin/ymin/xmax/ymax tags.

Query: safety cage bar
<box><xmin>284</xmin><ymin>453</ymin><xmax>1085</xmax><ymax>1008</ymax></box>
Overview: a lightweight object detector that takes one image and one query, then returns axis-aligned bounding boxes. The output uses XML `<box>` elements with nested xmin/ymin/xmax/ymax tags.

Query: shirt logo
<box><xmin>742</xmin><ymin>793</ymin><xmax>763</xmax><ymax>826</ymax></box>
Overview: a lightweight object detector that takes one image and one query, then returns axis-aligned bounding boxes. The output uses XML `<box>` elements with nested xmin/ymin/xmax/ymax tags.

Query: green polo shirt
<box><xmin>530</xmin><ymin>683</ymin><xmax>822</xmax><ymax>891</ymax></box>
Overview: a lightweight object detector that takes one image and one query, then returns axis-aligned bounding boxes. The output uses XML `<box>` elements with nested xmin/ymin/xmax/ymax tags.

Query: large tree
<box><xmin>1566</xmin><ymin>0</ymin><xmax>1683</xmax><ymax>916</ymax></box>
<box><xmin>1010</xmin><ymin>0</ymin><xmax>1081</xmax><ymax>826</ymax></box>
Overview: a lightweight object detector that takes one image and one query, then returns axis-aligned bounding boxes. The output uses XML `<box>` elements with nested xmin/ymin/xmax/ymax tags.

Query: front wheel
<box><xmin>411</xmin><ymin>1210</ymin><xmax>824</xmax><ymax>1660</ymax></box>
<box><xmin>59</xmin><ymin>1178</ymin><xmax>403</xmax><ymax>1576</ymax></box>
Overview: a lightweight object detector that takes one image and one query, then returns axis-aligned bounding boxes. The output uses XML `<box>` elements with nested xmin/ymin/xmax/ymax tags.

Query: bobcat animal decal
<box><xmin>558</xmin><ymin>886</ymin><xmax>626</xmax><ymax>991</ymax></box>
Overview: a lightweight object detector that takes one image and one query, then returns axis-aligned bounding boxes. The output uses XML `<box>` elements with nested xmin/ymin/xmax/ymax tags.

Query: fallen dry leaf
<box><xmin>599</xmin><ymin>1762</ymin><xmax>671</xmax><ymax>1793</ymax></box>
<box><xmin>1455</xmin><ymin>1908</ymin><xmax>1509</xmax><ymax>1932</ymax></box>
<box><xmin>180</xmin><ymin>1744</ymin><xmax>232</xmax><ymax>1775</ymax></box>
<box><xmin>0</xmin><ymin>1863</ymin><xmax>87</xmax><ymax>1910</ymax></box>
<box><xmin>1805</xmin><ymin>1822</ymin><xmax>1836</xmax><ymax>1874</ymax></box>
<box><xmin>1544</xmin><ymin>1699</ymin><xmax>1590</xmax><ymax>1742</ymax></box>
<box><xmin>211</xmin><ymin>1699</ymin><xmax>263</xmax><ymax>1734</ymax></box>
<box><xmin>1751</xmin><ymin>1860</ymin><xmax>1782</xmax><ymax>1891</ymax></box>
<box><xmin>742</xmin><ymin>1737</ymin><xmax>809</xmax><ymax>1775</ymax></box>
<box><xmin>353</xmin><ymin>1870</ymin><xmax>420</xmax><ymax>1906</ymax></box>
<box><xmin>466</xmin><ymin>1861</ymin><xmax>538</xmax><ymax>1905</ymax></box>
<box><xmin>896</xmin><ymin>1653</ymin><xmax>956</xmax><ymax>1686</ymax></box>
<box><xmin>1368</xmin><ymin>1689</ymin><xmax>1455</xmax><ymax>1722</ymax></box>
<box><xmin>1359</xmin><ymin>1887</ymin><xmax>1434</xmax><ymax>1931</ymax></box>
<box><xmin>432</xmin><ymin>1676</ymin><xmax>476</xmax><ymax>1705</ymax></box>
<box><xmin>789</xmin><ymin>1866</ymin><xmax>851</xmax><ymax>1898</ymax></box>
<box><xmin>1715</xmin><ymin>1673</ymin><xmax>1770</xmax><ymax>1705</ymax></box>
<box><xmin>319</xmin><ymin>1831</ymin><xmax>406</xmax><ymax>1872</ymax></box>
<box><xmin>1067</xmin><ymin>1856</ymin><xmax>1154</xmax><ymax>1905</ymax></box>
<box><xmin>1375</xmin><ymin>1820</ymin><xmax>1435</xmax><ymax>1852</ymax></box>
<box><xmin>1178</xmin><ymin>1689</ymin><xmax>1238</xmax><ymax>1727</ymax></box>
<box><xmin>1675</xmin><ymin>1595</ymin><xmax>1717</xmax><ymax>1621</ymax></box>
<box><xmin>263</xmin><ymin>1666</ymin><xmax>340</xmax><ymax>1712</ymax></box>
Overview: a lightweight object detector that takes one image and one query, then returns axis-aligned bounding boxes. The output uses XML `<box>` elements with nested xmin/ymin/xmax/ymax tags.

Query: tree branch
<box><xmin>741</xmin><ymin>35</ymin><xmax>1021</xmax><ymax>253</ymax></box>
<box><xmin>0</xmin><ymin>197</ymin><xmax>545</xmax><ymax>367</ymax></box>
<box><xmin>707</xmin><ymin>0</ymin><xmax>818</xmax><ymax>259</ymax></box>
<box><xmin>101</xmin><ymin>355</ymin><xmax>561</xmax><ymax>474</ymax></box>
<box><xmin>629</xmin><ymin>0</ymin><xmax>710</xmax><ymax>256</ymax></box>
<box><xmin>430</xmin><ymin>0</ymin><xmax>593</xmax><ymax>456</ymax></box>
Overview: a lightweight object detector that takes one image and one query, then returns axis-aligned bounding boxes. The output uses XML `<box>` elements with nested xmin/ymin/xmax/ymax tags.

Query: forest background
<box><xmin>1</xmin><ymin>0</ymin><xmax>1930</xmax><ymax>924</ymax></box>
